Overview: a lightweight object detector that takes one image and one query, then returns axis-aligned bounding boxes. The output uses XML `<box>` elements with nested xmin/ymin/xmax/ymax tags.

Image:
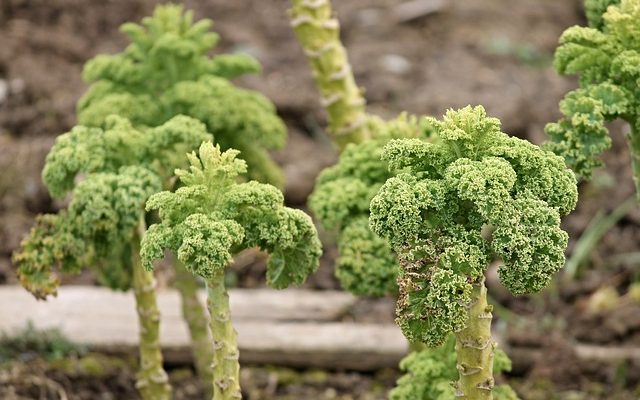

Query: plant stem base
<box><xmin>454</xmin><ymin>281</ymin><xmax>495</xmax><ymax>399</ymax></box>
<box><xmin>133</xmin><ymin>238</ymin><xmax>171</xmax><ymax>400</ymax></box>
<box><xmin>207</xmin><ymin>273</ymin><xmax>242</xmax><ymax>399</ymax></box>
<box><xmin>174</xmin><ymin>259</ymin><xmax>214</xmax><ymax>396</ymax></box>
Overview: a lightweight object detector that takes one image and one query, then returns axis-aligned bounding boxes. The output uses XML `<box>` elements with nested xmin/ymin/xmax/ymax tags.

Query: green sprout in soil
<box><xmin>0</xmin><ymin>322</ymin><xmax>87</xmax><ymax>363</ymax></box>
<box><xmin>141</xmin><ymin>142</ymin><xmax>321</xmax><ymax>399</ymax></box>
<box><xmin>370</xmin><ymin>105</ymin><xmax>577</xmax><ymax>399</ymax></box>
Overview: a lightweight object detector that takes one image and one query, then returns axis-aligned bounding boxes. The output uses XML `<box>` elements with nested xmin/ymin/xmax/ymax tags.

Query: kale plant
<box><xmin>141</xmin><ymin>142</ymin><xmax>321</xmax><ymax>399</ymax></box>
<box><xmin>545</xmin><ymin>0</ymin><xmax>640</xmax><ymax>195</ymax></box>
<box><xmin>390</xmin><ymin>336</ymin><xmax>517</xmax><ymax>400</ymax></box>
<box><xmin>14</xmin><ymin>116</ymin><xmax>211</xmax><ymax>399</ymax></box>
<box><xmin>79</xmin><ymin>5</ymin><xmax>286</xmax><ymax>187</ymax></box>
<box><xmin>370</xmin><ymin>106</ymin><xmax>577</xmax><ymax>399</ymax></box>
<box><xmin>290</xmin><ymin>2</ymin><xmax>531</xmax><ymax>397</ymax></box>
<box><xmin>290</xmin><ymin>0</ymin><xmax>425</xmax><ymax>297</ymax></box>
<box><xmin>310</xmin><ymin>116</ymin><xmax>425</xmax><ymax>296</ymax></box>
<box><xmin>13</xmin><ymin>4</ymin><xmax>294</xmax><ymax>397</ymax></box>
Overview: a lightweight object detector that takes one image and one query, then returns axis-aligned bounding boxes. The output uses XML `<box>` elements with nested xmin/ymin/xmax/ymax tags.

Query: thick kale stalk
<box><xmin>454</xmin><ymin>281</ymin><xmax>494</xmax><ymax>399</ymax></box>
<box><xmin>173</xmin><ymin>260</ymin><xmax>214</xmax><ymax>389</ymax></box>
<box><xmin>371</xmin><ymin>106</ymin><xmax>578</xmax><ymax>399</ymax></box>
<box><xmin>141</xmin><ymin>142</ymin><xmax>322</xmax><ymax>399</ymax></box>
<box><xmin>289</xmin><ymin>0</ymin><xmax>372</xmax><ymax>148</ymax></box>
<box><xmin>206</xmin><ymin>270</ymin><xmax>241</xmax><ymax>399</ymax></box>
<box><xmin>132</xmin><ymin>221</ymin><xmax>171</xmax><ymax>399</ymax></box>
<box><xmin>390</xmin><ymin>331</ymin><xmax>517</xmax><ymax>400</ymax></box>
<box><xmin>545</xmin><ymin>0</ymin><xmax>640</xmax><ymax>196</ymax></box>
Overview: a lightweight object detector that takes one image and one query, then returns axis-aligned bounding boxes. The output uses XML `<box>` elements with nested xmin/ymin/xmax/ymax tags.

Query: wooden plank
<box><xmin>0</xmin><ymin>285</ymin><xmax>356</xmax><ymax>324</ymax></box>
<box><xmin>0</xmin><ymin>286</ymin><xmax>406</xmax><ymax>370</ymax></box>
<box><xmin>134</xmin><ymin>322</ymin><xmax>406</xmax><ymax>371</ymax></box>
<box><xmin>574</xmin><ymin>343</ymin><xmax>640</xmax><ymax>361</ymax></box>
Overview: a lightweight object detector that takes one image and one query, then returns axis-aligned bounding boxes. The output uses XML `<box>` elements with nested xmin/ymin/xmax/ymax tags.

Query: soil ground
<box><xmin>1</xmin><ymin>0</ymin><xmax>640</xmax><ymax>398</ymax></box>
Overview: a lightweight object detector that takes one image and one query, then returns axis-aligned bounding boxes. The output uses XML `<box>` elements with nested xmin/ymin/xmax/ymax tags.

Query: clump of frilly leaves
<box><xmin>309</xmin><ymin>114</ymin><xmax>425</xmax><ymax>296</ymax></box>
<box><xmin>141</xmin><ymin>141</ymin><xmax>321</xmax><ymax>289</ymax></box>
<box><xmin>370</xmin><ymin>106</ymin><xmax>578</xmax><ymax>347</ymax></box>
<box><xmin>78</xmin><ymin>4</ymin><xmax>286</xmax><ymax>186</ymax></box>
<box><xmin>585</xmin><ymin>0</ymin><xmax>621</xmax><ymax>29</ymax></box>
<box><xmin>13</xmin><ymin>116</ymin><xmax>211</xmax><ymax>298</ymax></box>
<box><xmin>390</xmin><ymin>336</ymin><xmax>518</xmax><ymax>400</ymax></box>
<box><xmin>545</xmin><ymin>0</ymin><xmax>640</xmax><ymax>184</ymax></box>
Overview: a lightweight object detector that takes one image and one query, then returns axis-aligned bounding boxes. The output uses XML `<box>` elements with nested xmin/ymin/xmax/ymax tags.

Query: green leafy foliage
<box><xmin>389</xmin><ymin>336</ymin><xmax>517</xmax><ymax>400</ymax></box>
<box><xmin>545</xmin><ymin>0</ymin><xmax>640</xmax><ymax>180</ymax></box>
<box><xmin>370</xmin><ymin>106</ymin><xmax>577</xmax><ymax>346</ymax></box>
<box><xmin>142</xmin><ymin>142</ymin><xmax>321</xmax><ymax>288</ymax></box>
<box><xmin>12</xmin><ymin>213</ymin><xmax>88</xmax><ymax>299</ymax></box>
<box><xmin>334</xmin><ymin>217</ymin><xmax>399</xmax><ymax>296</ymax></box>
<box><xmin>77</xmin><ymin>4</ymin><xmax>286</xmax><ymax>187</ymax></box>
<box><xmin>14</xmin><ymin>116</ymin><xmax>210</xmax><ymax>296</ymax></box>
<box><xmin>309</xmin><ymin>114</ymin><xmax>423</xmax><ymax>296</ymax></box>
<box><xmin>0</xmin><ymin>322</ymin><xmax>87</xmax><ymax>362</ymax></box>
<box><xmin>585</xmin><ymin>0</ymin><xmax>620</xmax><ymax>28</ymax></box>
<box><xmin>43</xmin><ymin>115</ymin><xmax>211</xmax><ymax>198</ymax></box>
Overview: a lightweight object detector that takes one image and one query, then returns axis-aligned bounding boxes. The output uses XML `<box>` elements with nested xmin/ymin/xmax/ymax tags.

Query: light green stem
<box><xmin>206</xmin><ymin>272</ymin><xmax>241</xmax><ymax>399</ymax></box>
<box><xmin>289</xmin><ymin>0</ymin><xmax>372</xmax><ymax>149</ymax></box>
<box><xmin>132</xmin><ymin>223</ymin><xmax>171</xmax><ymax>400</ymax></box>
<box><xmin>173</xmin><ymin>259</ymin><xmax>214</xmax><ymax>396</ymax></box>
<box><xmin>454</xmin><ymin>280</ymin><xmax>495</xmax><ymax>400</ymax></box>
<box><xmin>626</xmin><ymin>122</ymin><xmax>640</xmax><ymax>200</ymax></box>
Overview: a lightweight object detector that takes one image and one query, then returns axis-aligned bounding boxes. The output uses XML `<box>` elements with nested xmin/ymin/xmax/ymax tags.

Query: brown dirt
<box><xmin>0</xmin><ymin>354</ymin><xmax>397</xmax><ymax>400</ymax></box>
<box><xmin>2</xmin><ymin>0</ymin><xmax>640</xmax><ymax>398</ymax></box>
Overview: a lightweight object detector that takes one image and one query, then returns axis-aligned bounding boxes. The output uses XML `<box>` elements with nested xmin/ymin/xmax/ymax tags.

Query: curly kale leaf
<box><xmin>13</xmin><ymin>213</ymin><xmax>89</xmax><ymax>299</ymax></box>
<box><xmin>309</xmin><ymin>115</ymin><xmax>423</xmax><ymax>297</ymax></box>
<box><xmin>142</xmin><ymin>142</ymin><xmax>321</xmax><ymax>287</ymax></box>
<box><xmin>585</xmin><ymin>0</ymin><xmax>621</xmax><ymax>29</ymax></box>
<box><xmin>310</xmin><ymin>139</ymin><xmax>390</xmax><ymax>229</ymax></box>
<box><xmin>43</xmin><ymin>115</ymin><xmax>211</xmax><ymax>198</ymax></box>
<box><xmin>42</xmin><ymin>124</ymin><xmax>114</xmax><ymax>199</ymax></box>
<box><xmin>77</xmin><ymin>4</ymin><xmax>285</xmax><ymax>187</ymax></box>
<box><xmin>392</xmin><ymin>227</ymin><xmax>488</xmax><ymax>346</ymax></box>
<box><xmin>16</xmin><ymin>115</ymin><xmax>208</xmax><ymax>295</ymax></box>
<box><xmin>545</xmin><ymin>0</ymin><xmax>640</xmax><ymax>180</ymax></box>
<box><xmin>309</xmin><ymin>139</ymin><xmax>398</xmax><ymax>297</ymax></box>
<box><xmin>69</xmin><ymin>166</ymin><xmax>161</xmax><ymax>255</ymax></box>
<box><xmin>68</xmin><ymin>166</ymin><xmax>161</xmax><ymax>289</ymax></box>
<box><xmin>371</xmin><ymin>106</ymin><xmax>577</xmax><ymax>345</ymax></box>
<box><xmin>164</xmin><ymin>76</ymin><xmax>286</xmax><ymax>186</ymax></box>
<box><xmin>390</xmin><ymin>335</ymin><xmax>518</xmax><ymax>400</ymax></box>
<box><xmin>335</xmin><ymin>217</ymin><xmax>399</xmax><ymax>297</ymax></box>
<box><xmin>493</xmin><ymin>197</ymin><xmax>569</xmax><ymax>295</ymax></box>
<box><xmin>15</xmin><ymin>165</ymin><xmax>161</xmax><ymax>296</ymax></box>
<box><xmin>82</xmin><ymin>5</ymin><xmax>257</xmax><ymax>91</ymax></box>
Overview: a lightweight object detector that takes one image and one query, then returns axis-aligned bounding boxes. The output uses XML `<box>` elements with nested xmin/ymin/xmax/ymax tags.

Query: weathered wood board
<box><xmin>3</xmin><ymin>286</ymin><xmax>635</xmax><ymax>370</ymax></box>
<box><xmin>0</xmin><ymin>286</ymin><xmax>408</xmax><ymax>370</ymax></box>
